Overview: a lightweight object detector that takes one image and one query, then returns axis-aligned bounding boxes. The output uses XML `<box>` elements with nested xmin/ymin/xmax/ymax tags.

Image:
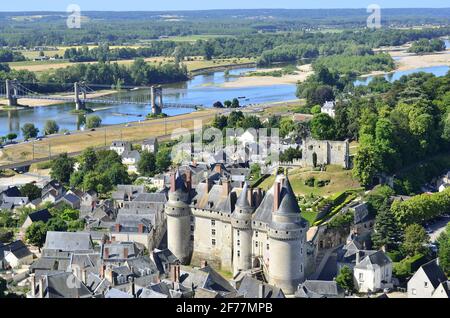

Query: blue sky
<box><xmin>1</xmin><ymin>0</ymin><xmax>449</xmax><ymax>11</ymax></box>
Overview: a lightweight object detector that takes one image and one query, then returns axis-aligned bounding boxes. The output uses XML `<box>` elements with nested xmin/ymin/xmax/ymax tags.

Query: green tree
<box><xmin>82</xmin><ymin>171</ymin><xmax>102</xmax><ymax>192</ymax></box>
<box><xmin>59</xmin><ymin>208</ymin><xmax>79</xmax><ymax>222</ymax></box>
<box><xmin>50</xmin><ymin>153</ymin><xmax>75</xmax><ymax>184</ymax></box>
<box><xmin>85</xmin><ymin>115</ymin><xmax>102</xmax><ymax>129</ymax></box>
<box><xmin>6</xmin><ymin>133</ymin><xmax>17</xmax><ymax>141</ymax></box>
<box><xmin>224</xmin><ymin>100</ymin><xmax>232</xmax><ymax>108</ymax></box>
<box><xmin>44</xmin><ymin>120</ymin><xmax>59</xmax><ymax>135</ymax></box>
<box><xmin>310</xmin><ymin>113</ymin><xmax>336</xmax><ymax>140</ymax></box>
<box><xmin>336</xmin><ymin>266</ymin><xmax>354</xmax><ymax>293</ymax></box>
<box><xmin>25</xmin><ymin>221</ymin><xmax>47</xmax><ymax>247</ymax></box>
<box><xmin>80</xmin><ymin>147</ymin><xmax>98</xmax><ymax>172</ymax></box>
<box><xmin>371</xmin><ymin>201</ymin><xmax>403</xmax><ymax>251</ymax></box>
<box><xmin>155</xmin><ymin>147</ymin><xmax>172</xmax><ymax>173</ymax></box>
<box><xmin>402</xmin><ymin>224</ymin><xmax>430</xmax><ymax>257</ymax></box>
<box><xmin>0</xmin><ymin>210</ymin><xmax>17</xmax><ymax>228</ymax></box>
<box><xmin>0</xmin><ymin>229</ymin><xmax>14</xmax><ymax>243</ymax></box>
<box><xmin>20</xmin><ymin>183</ymin><xmax>42</xmax><ymax>201</ymax></box>
<box><xmin>212</xmin><ymin>114</ymin><xmax>228</xmax><ymax>130</ymax></box>
<box><xmin>279</xmin><ymin>117</ymin><xmax>296</xmax><ymax>138</ymax></box>
<box><xmin>0</xmin><ymin>277</ymin><xmax>7</xmax><ymax>298</ymax></box>
<box><xmin>203</xmin><ymin>41</ymin><xmax>214</xmax><ymax>61</ymax></box>
<box><xmin>137</xmin><ymin>151</ymin><xmax>157</xmax><ymax>177</ymax></box>
<box><xmin>21</xmin><ymin>123</ymin><xmax>39</xmax><ymax>140</ymax></box>
<box><xmin>227</xmin><ymin>111</ymin><xmax>245</xmax><ymax>128</ymax></box>
<box><xmin>240</xmin><ymin>116</ymin><xmax>263</xmax><ymax>130</ymax></box>
<box><xmin>311</xmin><ymin>105</ymin><xmax>321</xmax><ymax>115</ymax></box>
<box><xmin>437</xmin><ymin>224</ymin><xmax>450</xmax><ymax>275</ymax></box>
<box><xmin>250</xmin><ymin>164</ymin><xmax>261</xmax><ymax>180</ymax></box>
<box><xmin>353</xmin><ymin>144</ymin><xmax>382</xmax><ymax>188</ymax></box>
<box><xmin>231</xmin><ymin>98</ymin><xmax>240</xmax><ymax>108</ymax></box>
<box><xmin>47</xmin><ymin>218</ymin><xmax>68</xmax><ymax>232</ymax></box>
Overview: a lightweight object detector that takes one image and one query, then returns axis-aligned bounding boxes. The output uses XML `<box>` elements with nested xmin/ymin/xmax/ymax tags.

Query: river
<box><xmin>0</xmin><ymin>67</ymin><xmax>297</xmax><ymax>139</ymax></box>
<box><xmin>354</xmin><ymin>65</ymin><xmax>450</xmax><ymax>86</ymax></box>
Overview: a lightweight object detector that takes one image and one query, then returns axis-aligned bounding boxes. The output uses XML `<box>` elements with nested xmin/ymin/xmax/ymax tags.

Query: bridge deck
<box><xmin>0</xmin><ymin>94</ymin><xmax>200</xmax><ymax>109</ymax></box>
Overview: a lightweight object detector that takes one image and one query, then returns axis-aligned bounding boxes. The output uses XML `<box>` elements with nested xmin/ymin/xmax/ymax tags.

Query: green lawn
<box><xmin>258</xmin><ymin>166</ymin><xmax>361</xmax><ymax>198</ymax></box>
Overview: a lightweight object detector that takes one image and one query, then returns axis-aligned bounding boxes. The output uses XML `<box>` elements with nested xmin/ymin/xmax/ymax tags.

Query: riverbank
<box><xmin>360</xmin><ymin>47</ymin><xmax>450</xmax><ymax>78</ymax></box>
<box><xmin>0</xmin><ymin>100</ymin><xmax>301</xmax><ymax>167</ymax></box>
<box><xmin>219</xmin><ymin>64</ymin><xmax>313</xmax><ymax>88</ymax></box>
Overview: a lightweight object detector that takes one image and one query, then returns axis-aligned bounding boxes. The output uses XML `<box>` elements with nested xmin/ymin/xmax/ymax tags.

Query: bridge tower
<box><xmin>5</xmin><ymin>79</ymin><xmax>18</xmax><ymax>106</ymax></box>
<box><xmin>74</xmin><ymin>82</ymin><xmax>86</xmax><ymax>111</ymax></box>
<box><xmin>150</xmin><ymin>85</ymin><xmax>163</xmax><ymax>115</ymax></box>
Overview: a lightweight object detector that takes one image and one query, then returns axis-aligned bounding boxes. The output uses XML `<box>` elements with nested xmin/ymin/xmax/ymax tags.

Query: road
<box><xmin>428</xmin><ymin>216</ymin><xmax>450</xmax><ymax>242</ymax></box>
<box><xmin>0</xmin><ymin>172</ymin><xmax>51</xmax><ymax>187</ymax></box>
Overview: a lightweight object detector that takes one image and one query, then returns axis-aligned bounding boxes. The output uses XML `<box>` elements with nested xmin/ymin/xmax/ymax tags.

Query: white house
<box><xmin>321</xmin><ymin>101</ymin><xmax>336</xmax><ymax>118</ymax></box>
<box><xmin>0</xmin><ymin>240</ymin><xmax>34</xmax><ymax>269</ymax></box>
<box><xmin>432</xmin><ymin>281</ymin><xmax>450</xmax><ymax>298</ymax></box>
<box><xmin>121</xmin><ymin>150</ymin><xmax>141</xmax><ymax>174</ymax></box>
<box><xmin>142</xmin><ymin>138</ymin><xmax>158</xmax><ymax>154</ymax></box>
<box><xmin>407</xmin><ymin>259</ymin><xmax>448</xmax><ymax>298</ymax></box>
<box><xmin>110</xmin><ymin>141</ymin><xmax>132</xmax><ymax>156</ymax></box>
<box><xmin>353</xmin><ymin>250</ymin><xmax>393</xmax><ymax>293</ymax></box>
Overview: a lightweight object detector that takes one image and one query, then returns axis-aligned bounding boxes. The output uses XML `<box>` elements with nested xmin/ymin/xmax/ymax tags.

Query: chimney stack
<box><xmin>170</xmin><ymin>172</ymin><xmax>176</xmax><ymax>192</ymax></box>
<box><xmin>104</xmin><ymin>247</ymin><xmax>110</xmax><ymax>259</ymax></box>
<box><xmin>247</xmin><ymin>188</ymin><xmax>253</xmax><ymax>207</ymax></box>
<box><xmin>81</xmin><ymin>269</ymin><xmax>87</xmax><ymax>285</ymax></box>
<box><xmin>100</xmin><ymin>265</ymin><xmax>106</xmax><ymax>278</ymax></box>
<box><xmin>186</xmin><ymin>170</ymin><xmax>192</xmax><ymax>192</ymax></box>
<box><xmin>215</xmin><ymin>164</ymin><xmax>222</xmax><ymax>174</ymax></box>
<box><xmin>38</xmin><ymin>277</ymin><xmax>45</xmax><ymax>298</ymax></box>
<box><xmin>123</xmin><ymin>248</ymin><xmax>129</xmax><ymax>259</ymax></box>
<box><xmin>258</xmin><ymin>283</ymin><xmax>265</xmax><ymax>298</ymax></box>
<box><xmin>138</xmin><ymin>223</ymin><xmax>144</xmax><ymax>234</ymax></box>
<box><xmin>30</xmin><ymin>273</ymin><xmax>36</xmax><ymax>297</ymax></box>
<box><xmin>223</xmin><ymin>178</ymin><xmax>231</xmax><ymax>196</ymax></box>
<box><xmin>200</xmin><ymin>260</ymin><xmax>208</xmax><ymax>269</ymax></box>
<box><xmin>356</xmin><ymin>252</ymin><xmax>361</xmax><ymax>264</ymax></box>
<box><xmin>115</xmin><ymin>223</ymin><xmax>121</xmax><ymax>233</ymax></box>
<box><xmin>273</xmin><ymin>182</ymin><xmax>280</xmax><ymax>212</ymax></box>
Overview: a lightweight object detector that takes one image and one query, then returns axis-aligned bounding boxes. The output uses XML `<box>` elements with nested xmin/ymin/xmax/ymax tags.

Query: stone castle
<box><xmin>301</xmin><ymin>138</ymin><xmax>350</xmax><ymax>169</ymax></box>
<box><xmin>165</xmin><ymin>170</ymin><xmax>309</xmax><ymax>294</ymax></box>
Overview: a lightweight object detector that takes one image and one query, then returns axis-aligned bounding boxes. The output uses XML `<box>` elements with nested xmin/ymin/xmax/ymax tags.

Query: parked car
<box><xmin>64</xmin><ymin>131</ymin><xmax>71</xmax><ymax>135</ymax></box>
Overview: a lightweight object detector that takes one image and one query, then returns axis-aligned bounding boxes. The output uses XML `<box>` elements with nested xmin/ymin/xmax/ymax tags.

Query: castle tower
<box><xmin>231</xmin><ymin>181</ymin><xmax>255</xmax><ymax>276</ymax></box>
<box><xmin>165</xmin><ymin>170</ymin><xmax>191</xmax><ymax>264</ymax></box>
<box><xmin>268</xmin><ymin>174</ymin><xmax>308</xmax><ymax>295</ymax></box>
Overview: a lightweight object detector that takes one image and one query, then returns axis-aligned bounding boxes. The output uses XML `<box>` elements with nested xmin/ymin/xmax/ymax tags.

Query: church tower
<box><xmin>165</xmin><ymin>170</ymin><xmax>192</xmax><ymax>264</ymax></box>
<box><xmin>268</xmin><ymin>174</ymin><xmax>308</xmax><ymax>295</ymax></box>
<box><xmin>231</xmin><ymin>182</ymin><xmax>255</xmax><ymax>276</ymax></box>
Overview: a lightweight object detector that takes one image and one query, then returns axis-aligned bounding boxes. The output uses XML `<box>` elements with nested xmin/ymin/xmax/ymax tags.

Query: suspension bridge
<box><xmin>0</xmin><ymin>79</ymin><xmax>201</xmax><ymax>114</ymax></box>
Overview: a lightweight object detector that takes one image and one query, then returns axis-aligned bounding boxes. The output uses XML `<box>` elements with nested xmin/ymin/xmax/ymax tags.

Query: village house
<box><xmin>110</xmin><ymin>141</ymin><xmax>132</xmax><ymax>156</ymax></box>
<box><xmin>407</xmin><ymin>259</ymin><xmax>448</xmax><ymax>298</ymax></box>
<box><xmin>142</xmin><ymin>137</ymin><xmax>158</xmax><ymax>154</ymax></box>
<box><xmin>0</xmin><ymin>240</ymin><xmax>34</xmax><ymax>269</ymax></box>
<box><xmin>353</xmin><ymin>250</ymin><xmax>393</xmax><ymax>293</ymax></box>
<box><xmin>321</xmin><ymin>101</ymin><xmax>336</xmax><ymax>118</ymax></box>
<box><xmin>21</xmin><ymin>209</ymin><xmax>53</xmax><ymax>231</ymax></box>
<box><xmin>121</xmin><ymin>150</ymin><xmax>141</xmax><ymax>174</ymax></box>
<box><xmin>296</xmin><ymin>280</ymin><xmax>345</xmax><ymax>298</ymax></box>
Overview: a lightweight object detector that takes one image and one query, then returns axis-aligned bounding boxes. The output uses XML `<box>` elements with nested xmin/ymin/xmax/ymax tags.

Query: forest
<box><xmin>0</xmin><ymin>58</ymin><xmax>188</xmax><ymax>93</ymax></box>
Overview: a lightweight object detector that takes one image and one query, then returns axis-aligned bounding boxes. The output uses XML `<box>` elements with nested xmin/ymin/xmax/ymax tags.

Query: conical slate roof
<box><xmin>173</xmin><ymin>169</ymin><xmax>188</xmax><ymax>193</ymax></box>
<box><xmin>277</xmin><ymin>177</ymin><xmax>301</xmax><ymax>215</ymax></box>
<box><xmin>236</xmin><ymin>182</ymin><xmax>251</xmax><ymax>209</ymax></box>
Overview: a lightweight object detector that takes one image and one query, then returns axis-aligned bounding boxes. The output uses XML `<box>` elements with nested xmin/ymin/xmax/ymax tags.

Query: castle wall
<box><xmin>191</xmin><ymin>210</ymin><xmax>233</xmax><ymax>272</ymax></box>
<box><xmin>301</xmin><ymin>138</ymin><xmax>349</xmax><ymax>168</ymax></box>
<box><xmin>268</xmin><ymin>238</ymin><xmax>305</xmax><ymax>295</ymax></box>
<box><xmin>233</xmin><ymin>228</ymin><xmax>252</xmax><ymax>275</ymax></box>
